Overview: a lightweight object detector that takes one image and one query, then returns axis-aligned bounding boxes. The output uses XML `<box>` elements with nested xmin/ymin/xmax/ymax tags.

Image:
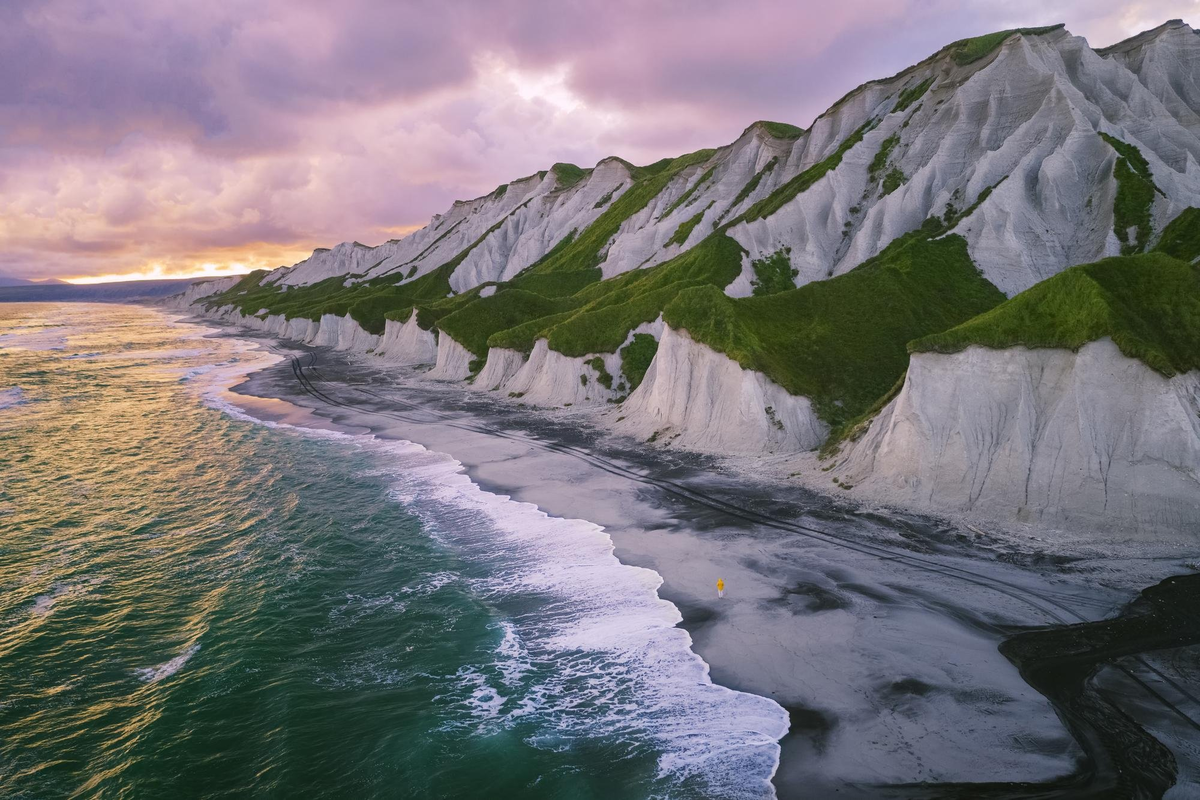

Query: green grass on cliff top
<box><xmin>485</xmin><ymin>232</ymin><xmax>745</xmax><ymax>358</ymax></box>
<box><xmin>910</xmin><ymin>251</ymin><xmax>1200</xmax><ymax>377</ymax></box>
<box><xmin>1152</xmin><ymin>206</ymin><xmax>1200</xmax><ymax>263</ymax></box>
<box><xmin>663</xmin><ymin>221</ymin><xmax>1006</xmax><ymax>432</ymax></box>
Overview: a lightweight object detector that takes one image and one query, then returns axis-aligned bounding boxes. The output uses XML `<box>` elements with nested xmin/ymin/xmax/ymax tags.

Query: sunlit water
<box><xmin>0</xmin><ymin>303</ymin><xmax>787</xmax><ymax>799</ymax></box>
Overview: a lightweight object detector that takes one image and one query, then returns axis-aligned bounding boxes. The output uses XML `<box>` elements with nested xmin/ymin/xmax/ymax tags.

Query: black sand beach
<box><xmin>208</xmin><ymin>325</ymin><xmax>1200</xmax><ymax>798</ymax></box>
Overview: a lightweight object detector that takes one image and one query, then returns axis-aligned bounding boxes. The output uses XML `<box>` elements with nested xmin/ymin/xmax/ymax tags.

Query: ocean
<box><xmin>0</xmin><ymin>303</ymin><xmax>788</xmax><ymax>799</ymax></box>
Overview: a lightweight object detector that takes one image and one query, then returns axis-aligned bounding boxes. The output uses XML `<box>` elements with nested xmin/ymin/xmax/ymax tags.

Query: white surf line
<box><xmin>177</xmin><ymin>317</ymin><xmax>791</xmax><ymax>799</ymax></box>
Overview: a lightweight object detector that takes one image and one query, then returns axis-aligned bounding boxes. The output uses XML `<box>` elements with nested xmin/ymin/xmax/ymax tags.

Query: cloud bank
<box><xmin>0</xmin><ymin>0</ymin><xmax>1194</xmax><ymax>281</ymax></box>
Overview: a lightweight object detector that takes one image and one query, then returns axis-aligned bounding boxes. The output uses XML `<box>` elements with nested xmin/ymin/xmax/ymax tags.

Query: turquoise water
<box><xmin>0</xmin><ymin>303</ymin><xmax>786</xmax><ymax>799</ymax></box>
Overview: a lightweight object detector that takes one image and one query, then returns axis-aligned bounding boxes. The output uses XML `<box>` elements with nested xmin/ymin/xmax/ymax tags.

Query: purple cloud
<box><xmin>0</xmin><ymin>0</ymin><xmax>1192</xmax><ymax>280</ymax></box>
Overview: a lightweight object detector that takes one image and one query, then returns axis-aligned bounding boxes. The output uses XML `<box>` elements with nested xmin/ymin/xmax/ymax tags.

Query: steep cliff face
<box><xmin>205</xmin><ymin>21</ymin><xmax>1200</xmax><ymax>318</ymax></box>
<box><xmin>730</xmin><ymin>24</ymin><xmax>1200</xmax><ymax>296</ymax></box>
<box><xmin>1100</xmin><ymin>19</ymin><xmax>1200</xmax><ymax>137</ymax></box>
<box><xmin>375</xmin><ymin>311</ymin><xmax>438</xmax><ymax>365</ymax></box>
<box><xmin>426</xmin><ymin>334</ymin><xmax>474</xmax><ymax>381</ymax></box>
<box><xmin>830</xmin><ymin>340</ymin><xmax>1200</xmax><ymax>536</ymax></box>
<box><xmin>164</xmin><ymin>276</ymin><xmax>241</xmax><ymax>308</ymax></box>
<box><xmin>611</xmin><ymin>326</ymin><xmax>828</xmax><ymax>454</ymax></box>
<box><xmin>176</xmin><ymin>20</ymin><xmax>1200</xmax><ymax>537</ymax></box>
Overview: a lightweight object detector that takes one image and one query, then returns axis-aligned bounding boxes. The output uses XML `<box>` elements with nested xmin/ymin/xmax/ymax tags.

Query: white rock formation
<box><xmin>832</xmin><ymin>339</ymin><xmax>1200</xmax><ymax>536</ymax></box>
<box><xmin>614</xmin><ymin>326</ymin><xmax>828</xmax><ymax>454</ymax></box>
<box><xmin>1101</xmin><ymin>20</ymin><xmax>1200</xmax><ymax>137</ymax></box>
<box><xmin>497</xmin><ymin>340</ymin><xmax>623</xmax><ymax>406</ymax></box>
<box><xmin>375</xmin><ymin>311</ymin><xmax>437</xmax><ymax>365</ymax></box>
<box><xmin>310</xmin><ymin>314</ymin><xmax>343</xmax><ymax>348</ymax></box>
<box><xmin>730</xmin><ymin>23</ymin><xmax>1200</xmax><ymax>296</ymax></box>
<box><xmin>164</xmin><ymin>275</ymin><xmax>241</xmax><ymax>308</ymax></box>
<box><xmin>427</xmin><ymin>334</ymin><xmax>474</xmax><ymax>381</ymax></box>
<box><xmin>189</xmin><ymin>22</ymin><xmax>1200</xmax><ymax>315</ymax></box>
<box><xmin>473</xmin><ymin>348</ymin><xmax>526</xmax><ymax>392</ymax></box>
<box><xmin>330</xmin><ymin>315</ymin><xmax>380</xmax><ymax>352</ymax></box>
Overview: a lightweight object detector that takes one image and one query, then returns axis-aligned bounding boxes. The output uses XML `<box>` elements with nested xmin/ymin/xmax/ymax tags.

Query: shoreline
<box><xmin>188</xmin><ymin>315</ymin><xmax>1200</xmax><ymax>796</ymax></box>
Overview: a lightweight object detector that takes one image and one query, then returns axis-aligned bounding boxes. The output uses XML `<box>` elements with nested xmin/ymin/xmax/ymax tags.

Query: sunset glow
<box><xmin>1</xmin><ymin>0</ymin><xmax>1194</xmax><ymax>283</ymax></box>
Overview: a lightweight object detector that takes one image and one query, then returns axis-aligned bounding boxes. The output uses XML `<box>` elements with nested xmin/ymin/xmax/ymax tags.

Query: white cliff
<box><xmin>174</xmin><ymin>24</ymin><xmax>1200</xmax><ymax>317</ymax></box>
<box><xmin>473</xmin><ymin>348</ymin><xmax>526</xmax><ymax>392</ymax></box>
<box><xmin>830</xmin><ymin>339</ymin><xmax>1200</xmax><ymax>537</ymax></box>
<box><xmin>375</xmin><ymin>311</ymin><xmax>437</xmax><ymax>365</ymax></box>
<box><xmin>426</xmin><ymin>334</ymin><xmax>474</xmax><ymax>381</ymax></box>
<box><xmin>1101</xmin><ymin>20</ymin><xmax>1200</xmax><ymax>137</ymax></box>
<box><xmin>494</xmin><ymin>340</ymin><xmax>623</xmax><ymax>406</ymax></box>
<box><xmin>611</xmin><ymin>326</ymin><xmax>828</xmax><ymax>454</ymax></box>
<box><xmin>731</xmin><ymin>23</ymin><xmax>1200</xmax><ymax>296</ymax></box>
<box><xmin>165</xmin><ymin>276</ymin><xmax>242</xmax><ymax>308</ymax></box>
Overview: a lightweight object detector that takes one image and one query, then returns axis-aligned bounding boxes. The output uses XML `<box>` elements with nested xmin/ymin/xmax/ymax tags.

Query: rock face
<box><xmin>495</xmin><ymin>340</ymin><xmax>624</xmax><ymax>407</ymax></box>
<box><xmin>833</xmin><ymin>339</ymin><xmax>1200</xmax><ymax>536</ymax></box>
<box><xmin>1100</xmin><ymin>19</ymin><xmax>1200</xmax><ymax>137</ymax></box>
<box><xmin>730</xmin><ymin>24</ymin><xmax>1200</xmax><ymax>297</ymax></box>
<box><xmin>207</xmin><ymin>21</ymin><xmax>1200</xmax><ymax>310</ymax></box>
<box><xmin>473</xmin><ymin>348</ymin><xmax>526</xmax><ymax>392</ymax></box>
<box><xmin>427</xmin><ymin>334</ymin><xmax>474</xmax><ymax>381</ymax></box>
<box><xmin>164</xmin><ymin>276</ymin><xmax>241</xmax><ymax>308</ymax></box>
<box><xmin>169</xmin><ymin>20</ymin><xmax>1200</xmax><ymax>538</ymax></box>
<box><xmin>614</xmin><ymin>326</ymin><xmax>828</xmax><ymax>454</ymax></box>
<box><xmin>375</xmin><ymin>311</ymin><xmax>437</xmax><ymax>365</ymax></box>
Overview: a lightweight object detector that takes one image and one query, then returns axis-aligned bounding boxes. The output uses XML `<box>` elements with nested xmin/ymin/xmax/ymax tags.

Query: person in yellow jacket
<box><xmin>717</xmin><ymin>578</ymin><xmax>725</xmax><ymax>598</ymax></box>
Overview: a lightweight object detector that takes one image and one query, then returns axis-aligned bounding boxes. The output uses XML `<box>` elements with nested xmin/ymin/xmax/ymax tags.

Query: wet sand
<box><xmin>204</xmin><ymin>327</ymin><xmax>1200</xmax><ymax>797</ymax></box>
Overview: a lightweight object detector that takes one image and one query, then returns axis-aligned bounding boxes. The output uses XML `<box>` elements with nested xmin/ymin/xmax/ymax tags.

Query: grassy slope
<box><xmin>738</xmin><ymin>121</ymin><xmax>874</xmax><ymax>222</ymax></box>
<box><xmin>665</xmin><ymin>204</ymin><xmax>712</xmax><ymax>248</ymax></box>
<box><xmin>511</xmin><ymin>149</ymin><xmax>716</xmax><ymax>290</ymax></box>
<box><xmin>755</xmin><ymin>121</ymin><xmax>806</xmax><ymax>139</ymax></box>
<box><xmin>1154</xmin><ymin>207</ymin><xmax>1200</xmax><ymax>262</ymax></box>
<box><xmin>1099</xmin><ymin>133</ymin><xmax>1163</xmax><ymax>254</ymax></box>
<box><xmin>620</xmin><ymin>334</ymin><xmax>659</xmax><ymax>390</ymax></box>
<box><xmin>200</xmin><ymin>207</ymin><xmax>516</xmax><ymax>334</ymax></box>
<box><xmin>894</xmin><ymin>77</ymin><xmax>934</xmax><ymax>112</ymax></box>
<box><xmin>550</xmin><ymin>162</ymin><xmax>588</xmax><ymax>189</ymax></box>
<box><xmin>484</xmin><ymin>233</ymin><xmax>745</xmax><ymax>357</ymax></box>
<box><xmin>663</xmin><ymin>225</ymin><xmax>1005</xmax><ymax>432</ymax></box>
<box><xmin>946</xmin><ymin>24</ymin><xmax>1065</xmax><ymax>65</ymax></box>
<box><xmin>911</xmin><ymin>252</ymin><xmax>1200</xmax><ymax>377</ymax></box>
<box><xmin>200</xmin><ymin>149</ymin><xmax>714</xmax><ymax>334</ymax></box>
<box><xmin>436</xmin><ymin>290</ymin><xmax>578</xmax><ymax>358</ymax></box>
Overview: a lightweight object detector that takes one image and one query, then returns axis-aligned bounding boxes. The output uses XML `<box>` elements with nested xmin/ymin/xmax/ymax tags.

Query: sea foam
<box><xmin>135</xmin><ymin>644</ymin><xmax>200</xmax><ymax>683</ymax></box>
<box><xmin>189</xmin><ymin>328</ymin><xmax>789</xmax><ymax>798</ymax></box>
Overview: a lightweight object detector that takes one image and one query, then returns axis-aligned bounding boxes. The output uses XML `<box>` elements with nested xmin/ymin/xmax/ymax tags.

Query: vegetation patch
<box><xmin>750</xmin><ymin>247</ymin><xmax>798</xmax><ymax>295</ymax></box>
<box><xmin>868</xmin><ymin>134</ymin><xmax>899</xmax><ymax>182</ymax></box>
<box><xmin>1154</xmin><ymin>207</ymin><xmax>1200</xmax><ymax>262</ymax></box>
<box><xmin>911</xmin><ymin>252</ymin><xmax>1200</xmax><ymax>377</ymax></box>
<box><xmin>739</xmin><ymin>121</ymin><xmax>875</xmax><ymax>222</ymax></box>
<box><xmin>480</xmin><ymin>231</ymin><xmax>743</xmax><ymax>357</ymax></box>
<box><xmin>730</xmin><ymin>157</ymin><xmax>779</xmax><ymax>210</ymax></box>
<box><xmin>436</xmin><ymin>289</ymin><xmax>578</xmax><ymax>357</ymax></box>
<box><xmin>663</xmin><ymin>167</ymin><xmax>715</xmax><ymax>217</ymax></box>
<box><xmin>585</xmin><ymin>357</ymin><xmax>614</xmax><ymax>389</ymax></box>
<box><xmin>551</xmin><ymin>162</ymin><xmax>588</xmax><ymax>190</ymax></box>
<box><xmin>542</xmin><ymin>234</ymin><xmax>745</xmax><ymax>356</ymax></box>
<box><xmin>593</xmin><ymin>185</ymin><xmax>621</xmax><ymax>209</ymax></box>
<box><xmin>944</xmin><ymin>25</ymin><xmax>1064</xmax><ymax>66</ymax></box>
<box><xmin>619</xmin><ymin>333</ymin><xmax>659</xmax><ymax>390</ymax></box>
<box><xmin>665</xmin><ymin>203</ymin><xmax>713</xmax><ymax>248</ymax></box>
<box><xmin>507</xmin><ymin>149</ymin><xmax>717</xmax><ymax>299</ymax></box>
<box><xmin>753</xmin><ymin>120</ymin><xmax>806</xmax><ymax>139</ymax></box>
<box><xmin>882</xmin><ymin>167</ymin><xmax>906</xmax><ymax>195</ymax></box>
<box><xmin>1099</xmin><ymin>132</ymin><xmax>1163</xmax><ymax>254</ymax></box>
<box><xmin>663</xmin><ymin>221</ymin><xmax>1006</xmax><ymax>435</ymax></box>
<box><xmin>894</xmin><ymin>77</ymin><xmax>934</xmax><ymax>113</ymax></box>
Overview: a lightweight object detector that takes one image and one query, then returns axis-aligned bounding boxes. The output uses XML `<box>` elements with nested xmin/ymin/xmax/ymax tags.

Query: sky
<box><xmin>1</xmin><ymin>0</ymin><xmax>1196</xmax><ymax>283</ymax></box>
